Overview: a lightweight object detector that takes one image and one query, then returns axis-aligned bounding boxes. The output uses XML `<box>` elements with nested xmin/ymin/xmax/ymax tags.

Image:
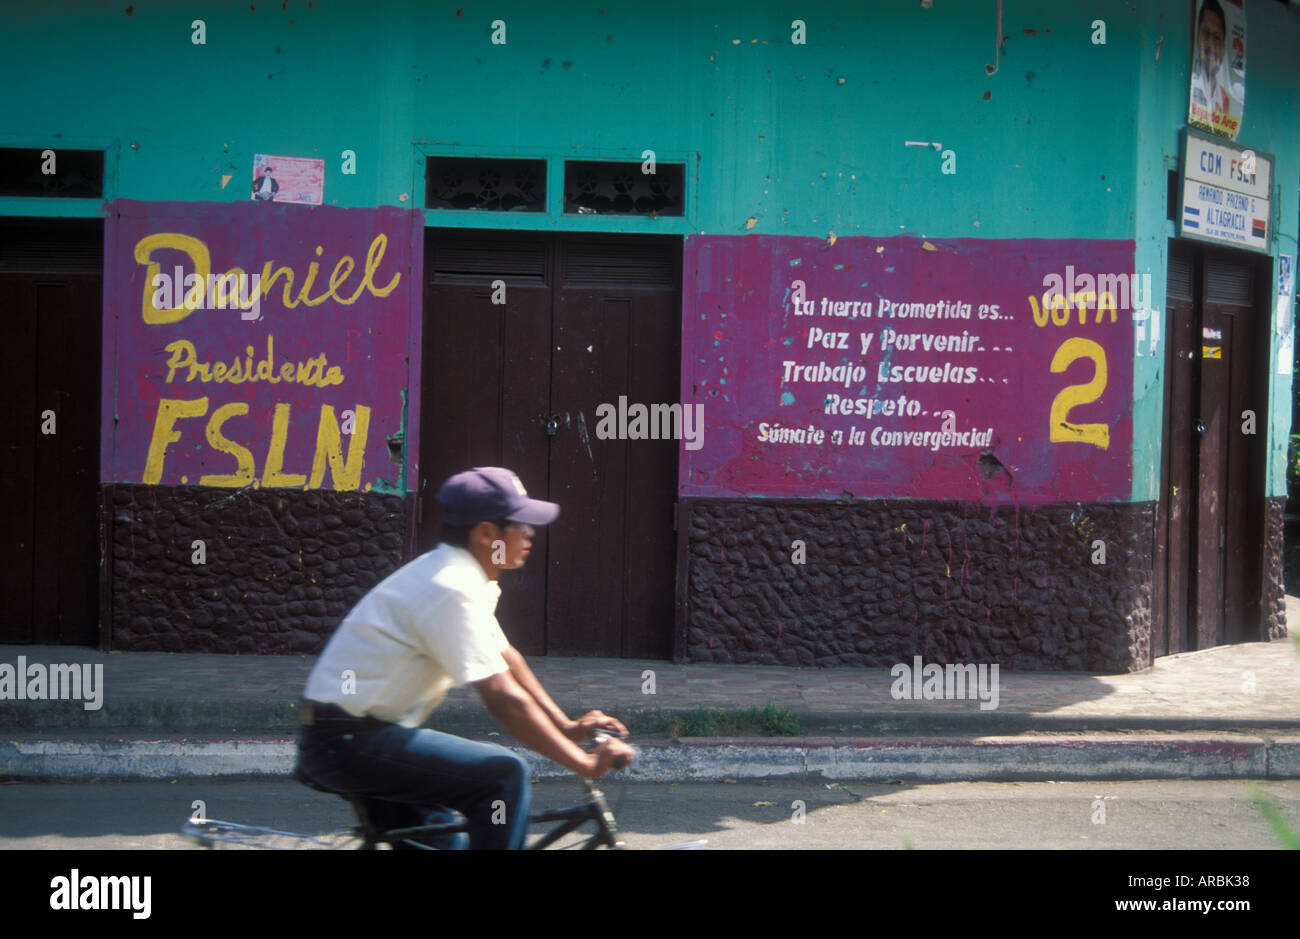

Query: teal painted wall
<box><xmin>2</xmin><ymin>0</ymin><xmax>1144</xmax><ymax>237</ymax></box>
<box><xmin>2</xmin><ymin>0</ymin><xmax>1297</xmax><ymax>499</ymax></box>
<box><xmin>1133</xmin><ymin>0</ymin><xmax>1300</xmax><ymax>500</ymax></box>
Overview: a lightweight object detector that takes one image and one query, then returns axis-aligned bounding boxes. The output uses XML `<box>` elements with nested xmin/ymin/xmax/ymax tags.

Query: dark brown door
<box><xmin>418</xmin><ymin>230</ymin><xmax>681</xmax><ymax>658</ymax></box>
<box><xmin>0</xmin><ymin>218</ymin><xmax>103</xmax><ymax>645</ymax></box>
<box><xmin>1157</xmin><ymin>244</ymin><xmax>1197</xmax><ymax>657</ymax></box>
<box><xmin>417</xmin><ymin>232</ymin><xmax>552</xmax><ymax>654</ymax></box>
<box><xmin>1213</xmin><ymin>252</ymin><xmax>1269</xmax><ymax>643</ymax></box>
<box><xmin>1158</xmin><ymin>241</ymin><xmax>1269</xmax><ymax>654</ymax></box>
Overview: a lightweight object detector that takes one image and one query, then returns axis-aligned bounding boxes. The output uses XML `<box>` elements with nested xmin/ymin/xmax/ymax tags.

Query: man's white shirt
<box><xmin>1192</xmin><ymin>68</ymin><xmax>1229</xmax><ymax>113</ymax></box>
<box><xmin>303</xmin><ymin>544</ymin><xmax>510</xmax><ymax>727</ymax></box>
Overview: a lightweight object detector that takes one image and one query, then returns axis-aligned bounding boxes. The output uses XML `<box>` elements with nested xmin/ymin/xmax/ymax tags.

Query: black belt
<box><xmin>299</xmin><ymin>699</ymin><xmax>391</xmax><ymax>727</ymax></box>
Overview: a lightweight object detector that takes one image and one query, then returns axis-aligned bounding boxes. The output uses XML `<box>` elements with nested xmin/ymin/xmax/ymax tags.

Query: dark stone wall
<box><xmin>680</xmin><ymin>499</ymin><xmax>1155</xmax><ymax>673</ymax></box>
<box><xmin>106</xmin><ymin>484</ymin><xmax>411</xmax><ymax>653</ymax></box>
<box><xmin>101</xmin><ymin>486</ymin><xmax>1281</xmax><ymax>662</ymax></box>
<box><xmin>1264</xmin><ymin>496</ymin><xmax>1288</xmax><ymax>641</ymax></box>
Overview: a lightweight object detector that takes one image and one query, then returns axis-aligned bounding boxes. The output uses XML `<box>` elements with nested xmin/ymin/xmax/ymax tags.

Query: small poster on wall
<box><xmin>251</xmin><ymin>153</ymin><xmax>324</xmax><ymax>205</ymax></box>
<box><xmin>1278</xmin><ymin>253</ymin><xmax>1294</xmax><ymax>375</ymax></box>
<box><xmin>1188</xmin><ymin>0</ymin><xmax>1247</xmax><ymax>141</ymax></box>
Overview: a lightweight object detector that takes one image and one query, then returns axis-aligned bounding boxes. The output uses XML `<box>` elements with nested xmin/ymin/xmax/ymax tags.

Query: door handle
<box><xmin>1194</xmin><ymin>419</ymin><xmax>1207</xmax><ymax>437</ymax></box>
<box><xmin>545</xmin><ymin>415</ymin><xmax>560</xmax><ymax>437</ymax></box>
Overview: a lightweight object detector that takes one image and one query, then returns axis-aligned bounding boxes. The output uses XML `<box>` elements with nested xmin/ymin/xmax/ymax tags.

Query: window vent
<box><xmin>0</xmin><ymin>148</ymin><xmax>104</xmax><ymax>198</ymax></box>
<box><xmin>428</xmin><ymin>234</ymin><xmax>548</xmax><ymax>284</ymax></box>
<box><xmin>1167</xmin><ymin>246</ymin><xmax>1193</xmax><ymax>301</ymax></box>
<box><xmin>1205</xmin><ymin>258</ymin><xmax>1253</xmax><ymax>306</ymax></box>
<box><xmin>563</xmin><ymin>160</ymin><xmax>684</xmax><ymax>216</ymax></box>
<box><xmin>425</xmin><ymin>157</ymin><xmax>546</xmax><ymax>212</ymax></box>
<box><xmin>561</xmin><ymin>238</ymin><xmax>678</xmax><ymax>288</ymax></box>
<box><xmin>0</xmin><ymin>219</ymin><xmax>103</xmax><ymax>272</ymax></box>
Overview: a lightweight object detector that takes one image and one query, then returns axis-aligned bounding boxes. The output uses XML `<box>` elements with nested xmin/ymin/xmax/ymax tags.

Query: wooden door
<box><xmin>418</xmin><ymin>231</ymin><xmax>552</xmax><ymax>654</ymax></box>
<box><xmin>547</xmin><ymin>238</ymin><xmax>680</xmax><ymax>658</ymax></box>
<box><xmin>1194</xmin><ymin>278</ymin><xmax>1233</xmax><ymax>648</ymax></box>
<box><xmin>1212</xmin><ymin>252</ymin><xmax>1267</xmax><ymax>643</ymax></box>
<box><xmin>0</xmin><ymin>218</ymin><xmax>103</xmax><ymax>645</ymax></box>
<box><xmin>1159</xmin><ymin>241</ymin><xmax>1269</xmax><ymax>653</ymax></box>
<box><xmin>1157</xmin><ymin>243</ymin><xmax>1197</xmax><ymax>657</ymax></box>
<box><xmin>418</xmin><ymin>230</ymin><xmax>680</xmax><ymax>658</ymax></box>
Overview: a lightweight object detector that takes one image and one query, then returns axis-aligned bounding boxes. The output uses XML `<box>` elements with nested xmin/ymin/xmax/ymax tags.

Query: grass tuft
<box><xmin>630</xmin><ymin>701</ymin><xmax>801</xmax><ymax>737</ymax></box>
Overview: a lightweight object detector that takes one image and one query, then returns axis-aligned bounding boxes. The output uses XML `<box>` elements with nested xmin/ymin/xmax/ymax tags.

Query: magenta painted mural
<box><xmin>681</xmin><ymin>235</ymin><xmax>1136</xmax><ymax>504</ymax></box>
<box><xmin>102</xmin><ymin>199</ymin><xmax>420</xmax><ymax>494</ymax></box>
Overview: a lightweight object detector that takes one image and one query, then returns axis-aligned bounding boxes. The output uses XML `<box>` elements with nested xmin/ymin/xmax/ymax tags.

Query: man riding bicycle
<box><xmin>295</xmin><ymin>466</ymin><xmax>634</xmax><ymax>849</ymax></box>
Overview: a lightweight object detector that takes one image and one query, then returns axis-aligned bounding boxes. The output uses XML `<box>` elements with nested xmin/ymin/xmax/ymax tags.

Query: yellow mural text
<box><xmin>135</xmin><ymin>232</ymin><xmax>401</xmax><ymax>325</ymax></box>
<box><xmin>204</xmin><ymin>402</ymin><xmax>255</xmax><ymax>487</ymax></box>
<box><xmin>162</xmin><ymin>335</ymin><xmax>344</xmax><ymax>387</ymax></box>
<box><xmin>1028</xmin><ymin>291</ymin><xmax>1119</xmax><ymax>328</ymax></box>
<box><xmin>1048</xmin><ymin>337</ymin><xmax>1109</xmax><ymax>450</ymax></box>
<box><xmin>142</xmin><ymin>396</ymin><xmax>372</xmax><ymax>491</ymax></box>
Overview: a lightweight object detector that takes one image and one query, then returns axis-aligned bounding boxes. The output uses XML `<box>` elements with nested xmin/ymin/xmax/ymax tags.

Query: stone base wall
<box><xmin>1264</xmin><ymin>496</ymin><xmax>1288</xmax><ymax>641</ymax></box>
<box><xmin>680</xmin><ymin>499</ymin><xmax>1155</xmax><ymax>673</ymax></box>
<box><xmin>99</xmin><ymin>488</ymin><xmax>1284</xmax><ymax>661</ymax></box>
<box><xmin>105</xmin><ymin>484</ymin><xmax>411</xmax><ymax>653</ymax></box>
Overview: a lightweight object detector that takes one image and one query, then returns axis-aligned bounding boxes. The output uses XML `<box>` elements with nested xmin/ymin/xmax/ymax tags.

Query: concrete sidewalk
<box><xmin>2</xmin><ymin>600</ymin><xmax>1298</xmax><ymax>781</ymax></box>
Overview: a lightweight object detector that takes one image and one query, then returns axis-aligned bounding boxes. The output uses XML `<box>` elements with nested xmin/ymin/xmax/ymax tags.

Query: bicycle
<box><xmin>182</xmin><ymin>731</ymin><xmax>706</xmax><ymax>850</ymax></box>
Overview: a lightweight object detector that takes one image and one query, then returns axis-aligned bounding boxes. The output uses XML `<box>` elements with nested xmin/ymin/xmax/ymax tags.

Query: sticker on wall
<box><xmin>1278</xmin><ymin>253</ymin><xmax>1294</xmax><ymax>375</ymax></box>
<box><xmin>1202</xmin><ymin>345</ymin><xmax>1223</xmax><ymax>359</ymax></box>
<box><xmin>251</xmin><ymin>153</ymin><xmax>324</xmax><ymax>205</ymax></box>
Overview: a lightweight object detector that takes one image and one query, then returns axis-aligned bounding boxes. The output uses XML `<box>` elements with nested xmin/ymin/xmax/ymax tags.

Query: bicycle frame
<box><xmin>361</xmin><ymin>777</ymin><xmax>624</xmax><ymax>850</ymax></box>
<box><xmin>185</xmin><ymin>775</ymin><xmax>705</xmax><ymax>849</ymax></box>
<box><xmin>181</xmin><ymin>730</ymin><xmax>645</xmax><ymax>849</ymax></box>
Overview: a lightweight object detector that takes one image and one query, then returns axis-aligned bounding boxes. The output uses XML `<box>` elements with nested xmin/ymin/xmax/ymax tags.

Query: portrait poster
<box><xmin>1188</xmin><ymin>0</ymin><xmax>1246</xmax><ymax>140</ymax></box>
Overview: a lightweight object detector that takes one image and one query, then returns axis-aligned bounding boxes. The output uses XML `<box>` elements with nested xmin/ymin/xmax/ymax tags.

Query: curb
<box><xmin>4</xmin><ymin>733</ymin><xmax>1299</xmax><ymax>782</ymax></box>
<box><xmin>8</xmin><ymin>701</ymin><xmax>1300</xmax><ymax>736</ymax></box>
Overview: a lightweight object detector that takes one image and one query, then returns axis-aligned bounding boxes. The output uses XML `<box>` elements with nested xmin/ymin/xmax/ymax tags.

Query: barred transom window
<box><xmin>0</xmin><ymin>148</ymin><xmax>104</xmax><ymax>198</ymax></box>
<box><xmin>424</xmin><ymin>157</ymin><xmax>546</xmax><ymax>212</ymax></box>
<box><xmin>563</xmin><ymin>160</ymin><xmax>684</xmax><ymax>216</ymax></box>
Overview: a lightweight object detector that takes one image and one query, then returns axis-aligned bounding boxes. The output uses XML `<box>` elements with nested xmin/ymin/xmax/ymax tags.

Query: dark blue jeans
<box><xmin>296</xmin><ymin>713</ymin><xmax>532</xmax><ymax>850</ymax></box>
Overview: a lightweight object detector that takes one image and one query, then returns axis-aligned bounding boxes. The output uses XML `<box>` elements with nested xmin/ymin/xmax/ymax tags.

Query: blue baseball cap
<box><xmin>436</xmin><ymin>467</ymin><xmax>559</xmax><ymax>526</ymax></box>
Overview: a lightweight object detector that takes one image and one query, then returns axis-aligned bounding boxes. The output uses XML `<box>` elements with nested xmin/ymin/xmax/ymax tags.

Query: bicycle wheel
<box><xmin>183</xmin><ymin>817</ymin><xmax>367</xmax><ymax>850</ymax></box>
<box><xmin>527</xmin><ymin>825</ymin><xmax>605</xmax><ymax>850</ymax></box>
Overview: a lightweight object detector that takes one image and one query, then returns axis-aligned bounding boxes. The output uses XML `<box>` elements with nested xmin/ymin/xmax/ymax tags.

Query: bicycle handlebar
<box><xmin>591</xmin><ymin>729</ymin><xmax>634</xmax><ymax>771</ymax></box>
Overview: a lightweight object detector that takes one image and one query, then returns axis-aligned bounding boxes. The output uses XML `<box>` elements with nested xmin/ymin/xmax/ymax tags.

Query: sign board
<box><xmin>1179</xmin><ymin>129</ymin><xmax>1272</xmax><ymax>253</ymax></box>
<box><xmin>103</xmin><ymin>200</ymin><xmax>418</xmax><ymax>494</ymax></box>
<box><xmin>680</xmin><ymin>235</ymin><xmax>1135</xmax><ymax>505</ymax></box>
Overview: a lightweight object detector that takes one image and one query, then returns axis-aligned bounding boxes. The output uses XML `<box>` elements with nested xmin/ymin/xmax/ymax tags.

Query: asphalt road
<box><xmin>1</xmin><ymin>777</ymin><xmax>1298</xmax><ymax>850</ymax></box>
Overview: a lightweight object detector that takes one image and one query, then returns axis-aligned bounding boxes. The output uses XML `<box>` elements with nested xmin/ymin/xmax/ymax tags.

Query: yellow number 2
<box><xmin>1048</xmin><ymin>338</ymin><xmax>1109</xmax><ymax>449</ymax></box>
